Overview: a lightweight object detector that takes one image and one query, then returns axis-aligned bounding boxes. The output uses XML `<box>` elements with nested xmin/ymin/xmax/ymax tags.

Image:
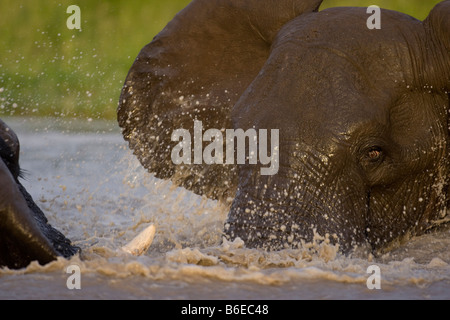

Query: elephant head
<box><xmin>118</xmin><ymin>0</ymin><xmax>450</xmax><ymax>253</ymax></box>
<box><xmin>0</xmin><ymin>119</ymin><xmax>79</xmax><ymax>269</ymax></box>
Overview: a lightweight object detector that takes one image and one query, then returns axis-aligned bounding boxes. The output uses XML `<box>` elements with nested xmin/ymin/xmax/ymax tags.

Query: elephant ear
<box><xmin>423</xmin><ymin>1</ymin><xmax>450</xmax><ymax>225</ymax></box>
<box><xmin>423</xmin><ymin>0</ymin><xmax>450</xmax><ymax>91</ymax></box>
<box><xmin>118</xmin><ymin>0</ymin><xmax>323</xmax><ymax>201</ymax></box>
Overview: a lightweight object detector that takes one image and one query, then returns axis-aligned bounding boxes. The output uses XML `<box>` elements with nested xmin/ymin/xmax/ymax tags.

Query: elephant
<box><xmin>0</xmin><ymin>119</ymin><xmax>79</xmax><ymax>269</ymax></box>
<box><xmin>118</xmin><ymin>0</ymin><xmax>450</xmax><ymax>254</ymax></box>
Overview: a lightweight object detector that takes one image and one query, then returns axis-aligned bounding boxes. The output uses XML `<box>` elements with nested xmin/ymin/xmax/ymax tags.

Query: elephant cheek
<box><xmin>367</xmin><ymin>174</ymin><xmax>446</xmax><ymax>251</ymax></box>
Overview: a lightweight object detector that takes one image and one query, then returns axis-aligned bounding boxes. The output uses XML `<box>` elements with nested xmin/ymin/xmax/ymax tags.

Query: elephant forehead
<box><xmin>235</xmin><ymin>44</ymin><xmax>393</xmax><ymax>143</ymax></box>
<box><xmin>234</xmin><ymin>8</ymin><xmax>427</xmax><ymax>137</ymax></box>
<box><xmin>272</xmin><ymin>7</ymin><xmax>423</xmax><ymax>89</ymax></box>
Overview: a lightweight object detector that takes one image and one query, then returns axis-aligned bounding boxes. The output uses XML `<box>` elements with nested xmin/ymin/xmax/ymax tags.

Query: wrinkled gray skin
<box><xmin>118</xmin><ymin>0</ymin><xmax>450</xmax><ymax>254</ymax></box>
<box><xmin>0</xmin><ymin>119</ymin><xmax>79</xmax><ymax>269</ymax></box>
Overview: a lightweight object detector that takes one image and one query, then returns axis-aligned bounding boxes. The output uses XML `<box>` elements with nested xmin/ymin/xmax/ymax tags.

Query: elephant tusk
<box><xmin>120</xmin><ymin>224</ymin><xmax>156</xmax><ymax>256</ymax></box>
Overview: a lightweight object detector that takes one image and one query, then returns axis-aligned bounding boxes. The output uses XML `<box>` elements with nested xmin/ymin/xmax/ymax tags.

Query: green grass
<box><xmin>321</xmin><ymin>0</ymin><xmax>442</xmax><ymax>18</ymax></box>
<box><xmin>0</xmin><ymin>0</ymin><xmax>443</xmax><ymax>120</ymax></box>
<box><xmin>0</xmin><ymin>0</ymin><xmax>191</xmax><ymax>119</ymax></box>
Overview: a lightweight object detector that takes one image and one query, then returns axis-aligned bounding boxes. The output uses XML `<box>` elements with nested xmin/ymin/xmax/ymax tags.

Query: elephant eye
<box><xmin>367</xmin><ymin>147</ymin><xmax>383</xmax><ymax>162</ymax></box>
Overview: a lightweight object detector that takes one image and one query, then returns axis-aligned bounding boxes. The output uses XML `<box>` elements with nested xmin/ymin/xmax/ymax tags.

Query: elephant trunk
<box><xmin>225</xmin><ymin>162</ymin><xmax>369</xmax><ymax>253</ymax></box>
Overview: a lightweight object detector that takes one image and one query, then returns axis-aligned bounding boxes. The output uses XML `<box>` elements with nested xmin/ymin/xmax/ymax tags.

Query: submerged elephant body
<box><xmin>119</xmin><ymin>0</ymin><xmax>450</xmax><ymax>254</ymax></box>
<box><xmin>0</xmin><ymin>119</ymin><xmax>78</xmax><ymax>269</ymax></box>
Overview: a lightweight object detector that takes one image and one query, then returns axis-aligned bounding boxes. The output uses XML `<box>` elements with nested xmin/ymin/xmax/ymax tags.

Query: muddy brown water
<box><xmin>0</xmin><ymin>117</ymin><xmax>449</xmax><ymax>300</ymax></box>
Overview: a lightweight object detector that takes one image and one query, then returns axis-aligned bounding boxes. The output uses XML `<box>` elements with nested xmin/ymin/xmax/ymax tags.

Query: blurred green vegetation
<box><xmin>0</xmin><ymin>0</ymin><xmax>443</xmax><ymax>120</ymax></box>
<box><xmin>321</xmin><ymin>0</ymin><xmax>442</xmax><ymax>18</ymax></box>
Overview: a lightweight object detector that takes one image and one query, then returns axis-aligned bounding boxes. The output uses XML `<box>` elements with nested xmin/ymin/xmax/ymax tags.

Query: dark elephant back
<box><xmin>0</xmin><ymin>120</ymin><xmax>79</xmax><ymax>269</ymax></box>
